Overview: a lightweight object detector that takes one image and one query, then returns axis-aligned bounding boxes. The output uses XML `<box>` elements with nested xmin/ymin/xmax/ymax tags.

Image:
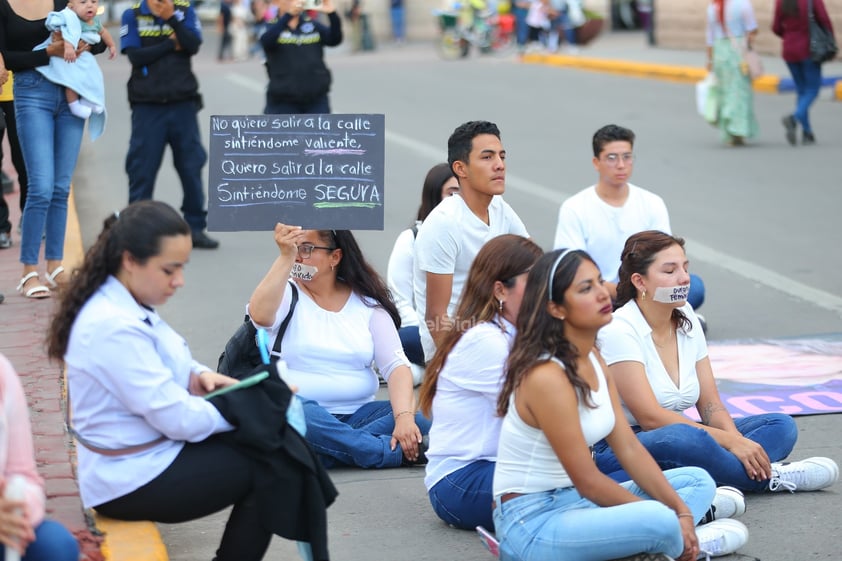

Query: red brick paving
<box><xmin>0</xmin><ymin>189</ymin><xmax>104</xmax><ymax>561</ymax></box>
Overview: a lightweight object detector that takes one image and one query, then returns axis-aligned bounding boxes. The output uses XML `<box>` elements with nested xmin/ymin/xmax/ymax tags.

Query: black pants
<box><xmin>94</xmin><ymin>436</ymin><xmax>273</xmax><ymax>561</ymax></box>
<box><xmin>0</xmin><ymin>99</ymin><xmax>29</xmax><ymax>234</ymax></box>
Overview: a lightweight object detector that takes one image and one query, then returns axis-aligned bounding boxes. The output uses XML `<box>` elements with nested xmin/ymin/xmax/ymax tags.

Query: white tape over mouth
<box><xmin>652</xmin><ymin>284</ymin><xmax>689</xmax><ymax>304</ymax></box>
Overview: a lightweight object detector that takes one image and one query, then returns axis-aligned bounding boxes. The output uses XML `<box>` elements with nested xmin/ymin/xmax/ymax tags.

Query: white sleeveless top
<box><xmin>493</xmin><ymin>352</ymin><xmax>615</xmax><ymax>495</ymax></box>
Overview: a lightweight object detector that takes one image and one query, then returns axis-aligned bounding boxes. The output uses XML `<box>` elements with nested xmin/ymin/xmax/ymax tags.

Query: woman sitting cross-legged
<box><xmin>247</xmin><ymin>223</ymin><xmax>431</xmax><ymax>468</ymax></box>
<box><xmin>491</xmin><ymin>248</ymin><xmax>747</xmax><ymax>561</ymax></box>
<box><xmin>418</xmin><ymin>234</ymin><xmax>542</xmax><ymax>531</ymax></box>
<box><xmin>595</xmin><ymin>230</ymin><xmax>838</xmax><ymax>502</ymax></box>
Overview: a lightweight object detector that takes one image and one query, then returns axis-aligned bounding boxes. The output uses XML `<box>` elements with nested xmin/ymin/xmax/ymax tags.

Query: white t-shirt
<box><xmin>387</xmin><ymin>223</ymin><xmax>421</xmax><ymax>328</ymax></box>
<box><xmin>251</xmin><ymin>287</ymin><xmax>410</xmax><ymax>415</ymax></box>
<box><xmin>552</xmin><ymin>184</ymin><xmax>670</xmax><ymax>283</ymax></box>
<box><xmin>598</xmin><ymin>301</ymin><xmax>708</xmax><ymax>425</ymax></box>
<box><xmin>493</xmin><ymin>353</ymin><xmax>615</xmax><ymax>496</ymax></box>
<box><xmin>413</xmin><ymin>194</ymin><xmax>528</xmax><ymax>362</ymax></box>
<box><xmin>424</xmin><ymin>317</ymin><xmax>515</xmax><ymax>491</ymax></box>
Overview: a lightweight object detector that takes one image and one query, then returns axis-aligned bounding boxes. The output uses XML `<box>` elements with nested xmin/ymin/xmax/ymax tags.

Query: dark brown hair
<box><xmin>419</xmin><ymin>235</ymin><xmax>542</xmax><ymax>416</ymax></box>
<box><xmin>615</xmin><ymin>230</ymin><xmax>692</xmax><ymax>332</ymax></box>
<box><xmin>417</xmin><ymin>163</ymin><xmax>456</xmax><ymax>223</ymax></box>
<box><xmin>498</xmin><ymin>249</ymin><xmax>598</xmax><ymax>416</ymax></box>
<box><xmin>316</xmin><ymin>229</ymin><xmax>401</xmax><ymax>329</ymax></box>
<box><xmin>48</xmin><ymin>201</ymin><xmax>190</xmax><ymax>360</ymax></box>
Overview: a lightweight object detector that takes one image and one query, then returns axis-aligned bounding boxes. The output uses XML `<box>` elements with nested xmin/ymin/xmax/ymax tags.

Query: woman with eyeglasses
<box><xmin>247</xmin><ymin>223</ymin><xmax>431</xmax><ymax>468</ymax></box>
<box><xmin>490</xmin><ymin>248</ymin><xmax>733</xmax><ymax>561</ymax></box>
<box><xmin>418</xmin><ymin>234</ymin><xmax>542</xmax><ymax>531</ymax></box>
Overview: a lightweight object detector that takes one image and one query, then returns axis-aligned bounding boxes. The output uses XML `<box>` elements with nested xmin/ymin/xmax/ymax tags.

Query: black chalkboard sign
<box><xmin>207</xmin><ymin>114</ymin><xmax>385</xmax><ymax>231</ymax></box>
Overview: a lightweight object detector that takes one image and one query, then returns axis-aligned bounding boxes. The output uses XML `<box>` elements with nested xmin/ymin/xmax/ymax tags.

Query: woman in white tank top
<box><xmin>490</xmin><ymin>249</ymin><xmax>724</xmax><ymax>561</ymax></box>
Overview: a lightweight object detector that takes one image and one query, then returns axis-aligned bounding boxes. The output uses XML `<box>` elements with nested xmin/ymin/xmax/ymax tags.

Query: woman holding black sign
<box><xmin>247</xmin><ymin>223</ymin><xmax>431</xmax><ymax>468</ymax></box>
<box><xmin>260</xmin><ymin>0</ymin><xmax>342</xmax><ymax>114</ymax></box>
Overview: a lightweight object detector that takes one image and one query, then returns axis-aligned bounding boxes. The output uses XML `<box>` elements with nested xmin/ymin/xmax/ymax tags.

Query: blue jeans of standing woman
<box><xmin>594</xmin><ymin>413</ymin><xmax>798</xmax><ymax>492</ymax></box>
<box><xmin>785</xmin><ymin>59</ymin><xmax>822</xmax><ymax>135</ymax></box>
<box><xmin>301</xmin><ymin>399</ymin><xmax>431</xmax><ymax>468</ymax></box>
<box><xmin>14</xmin><ymin>71</ymin><xmax>85</xmax><ymax>265</ymax></box>
<box><xmin>492</xmin><ymin>467</ymin><xmax>715</xmax><ymax>561</ymax></box>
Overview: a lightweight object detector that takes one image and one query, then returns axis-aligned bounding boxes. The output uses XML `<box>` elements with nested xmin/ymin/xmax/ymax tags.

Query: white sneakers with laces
<box><xmin>703</xmin><ymin>486</ymin><xmax>745</xmax><ymax>523</ymax></box>
<box><xmin>695</xmin><ymin>519</ymin><xmax>749</xmax><ymax>559</ymax></box>
<box><xmin>768</xmin><ymin>457</ymin><xmax>839</xmax><ymax>492</ymax></box>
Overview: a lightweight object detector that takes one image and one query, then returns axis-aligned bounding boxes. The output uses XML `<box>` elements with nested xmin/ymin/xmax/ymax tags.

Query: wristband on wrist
<box><xmin>394</xmin><ymin>410</ymin><xmax>413</xmax><ymax>420</ymax></box>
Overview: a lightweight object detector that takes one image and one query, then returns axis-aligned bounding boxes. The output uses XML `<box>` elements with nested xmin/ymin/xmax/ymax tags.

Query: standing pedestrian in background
<box><xmin>120</xmin><ymin>0</ymin><xmax>219</xmax><ymax>249</ymax></box>
<box><xmin>772</xmin><ymin>0</ymin><xmax>836</xmax><ymax>146</ymax></box>
<box><xmin>705</xmin><ymin>0</ymin><xmax>759</xmax><ymax>146</ymax></box>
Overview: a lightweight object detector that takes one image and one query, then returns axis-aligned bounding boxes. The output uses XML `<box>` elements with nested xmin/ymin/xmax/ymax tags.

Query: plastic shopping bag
<box><xmin>696</xmin><ymin>73</ymin><xmax>719</xmax><ymax>125</ymax></box>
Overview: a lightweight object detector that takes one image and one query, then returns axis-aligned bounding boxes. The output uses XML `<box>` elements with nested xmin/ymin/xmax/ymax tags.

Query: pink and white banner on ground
<box><xmin>684</xmin><ymin>335</ymin><xmax>842</xmax><ymax>420</ymax></box>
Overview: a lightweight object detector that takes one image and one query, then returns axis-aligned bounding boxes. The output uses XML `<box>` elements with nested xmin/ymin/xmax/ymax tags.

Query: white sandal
<box><xmin>16</xmin><ymin>271</ymin><xmax>51</xmax><ymax>299</ymax></box>
<box><xmin>45</xmin><ymin>265</ymin><xmax>66</xmax><ymax>289</ymax></box>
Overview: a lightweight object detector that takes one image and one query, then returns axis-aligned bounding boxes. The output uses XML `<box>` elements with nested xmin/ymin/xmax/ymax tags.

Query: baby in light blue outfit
<box><xmin>36</xmin><ymin>0</ymin><xmax>116</xmax><ymax>140</ymax></box>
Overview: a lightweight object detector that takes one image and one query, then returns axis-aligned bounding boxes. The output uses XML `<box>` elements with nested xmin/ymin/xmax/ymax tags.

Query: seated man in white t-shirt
<box><xmin>552</xmin><ymin>123</ymin><xmax>705</xmax><ymax>312</ymax></box>
<box><xmin>413</xmin><ymin>120</ymin><xmax>529</xmax><ymax>363</ymax></box>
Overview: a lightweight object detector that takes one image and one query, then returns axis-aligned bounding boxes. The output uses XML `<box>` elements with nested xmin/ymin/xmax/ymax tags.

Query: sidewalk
<box><xmin>0</xmin><ymin>188</ymin><xmax>104</xmax><ymax>560</ymax></box>
<box><xmin>520</xmin><ymin>30</ymin><xmax>842</xmax><ymax>99</ymax></box>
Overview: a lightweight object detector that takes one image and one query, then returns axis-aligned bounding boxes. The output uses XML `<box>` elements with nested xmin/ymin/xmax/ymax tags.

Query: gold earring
<box><xmin>641</xmin><ymin>290</ymin><xmax>646</xmax><ymax>301</ymax></box>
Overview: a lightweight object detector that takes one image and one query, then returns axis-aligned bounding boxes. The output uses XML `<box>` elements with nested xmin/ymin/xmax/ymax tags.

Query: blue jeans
<box><xmin>398</xmin><ymin>325</ymin><xmax>424</xmax><ymax>366</ymax></box>
<box><xmin>492</xmin><ymin>467</ymin><xmax>715</xmax><ymax>561</ymax></box>
<box><xmin>301</xmin><ymin>399</ymin><xmax>431</xmax><ymax>468</ymax></box>
<box><xmin>785</xmin><ymin>59</ymin><xmax>822</xmax><ymax>135</ymax></box>
<box><xmin>513</xmin><ymin>6</ymin><xmax>529</xmax><ymax>46</ymax></box>
<box><xmin>126</xmin><ymin>101</ymin><xmax>208</xmax><ymax>232</ymax></box>
<box><xmin>594</xmin><ymin>414</ymin><xmax>798</xmax><ymax>492</ymax></box>
<box><xmin>390</xmin><ymin>6</ymin><xmax>405</xmax><ymax>40</ymax></box>
<box><xmin>688</xmin><ymin>273</ymin><xmax>705</xmax><ymax>311</ymax></box>
<box><xmin>428</xmin><ymin>459</ymin><xmax>495</xmax><ymax>530</ymax></box>
<box><xmin>264</xmin><ymin>95</ymin><xmax>330</xmax><ymax>116</ymax></box>
<box><xmin>0</xmin><ymin>519</ymin><xmax>79</xmax><ymax>561</ymax></box>
<box><xmin>14</xmin><ymin>71</ymin><xmax>85</xmax><ymax>265</ymax></box>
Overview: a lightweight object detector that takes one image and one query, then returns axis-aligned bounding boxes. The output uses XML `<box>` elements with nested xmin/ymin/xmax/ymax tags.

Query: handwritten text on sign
<box><xmin>207</xmin><ymin>114</ymin><xmax>385</xmax><ymax>231</ymax></box>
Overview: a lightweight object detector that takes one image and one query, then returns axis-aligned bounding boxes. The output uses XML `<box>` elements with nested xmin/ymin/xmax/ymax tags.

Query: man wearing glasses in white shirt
<box><xmin>553</xmin><ymin>124</ymin><xmax>706</xmax><ymax>316</ymax></box>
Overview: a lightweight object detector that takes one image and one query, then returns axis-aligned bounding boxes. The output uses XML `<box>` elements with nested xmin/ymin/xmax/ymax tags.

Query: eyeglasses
<box><xmin>602</xmin><ymin>153</ymin><xmax>634</xmax><ymax>166</ymax></box>
<box><xmin>297</xmin><ymin>243</ymin><xmax>336</xmax><ymax>258</ymax></box>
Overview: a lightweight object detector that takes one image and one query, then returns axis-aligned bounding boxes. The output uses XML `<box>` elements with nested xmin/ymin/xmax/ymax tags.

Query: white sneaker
<box><xmin>769</xmin><ymin>457</ymin><xmax>839</xmax><ymax>492</ymax></box>
<box><xmin>703</xmin><ymin>486</ymin><xmax>746</xmax><ymax>522</ymax></box>
<box><xmin>696</xmin><ymin>519</ymin><xmax>749</xmax><ymax>559</ymax></box>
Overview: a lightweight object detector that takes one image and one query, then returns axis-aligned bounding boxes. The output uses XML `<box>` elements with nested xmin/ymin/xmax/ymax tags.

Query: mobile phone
<box><xmin>204</xmin><ymin>371</ymin><xmax>269</xmax><ymax>400</ymax></box>
<box><xmin>303</xmin><ymin>0</ymin><xmax>323</xmax><ymax>9</ymax></box>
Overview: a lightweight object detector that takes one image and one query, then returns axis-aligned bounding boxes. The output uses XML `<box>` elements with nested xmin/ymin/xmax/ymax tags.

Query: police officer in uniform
<box><xmin>120</xmin><ymin>0</ymin><xmax>219</xmax><ymax>249</ymax></box>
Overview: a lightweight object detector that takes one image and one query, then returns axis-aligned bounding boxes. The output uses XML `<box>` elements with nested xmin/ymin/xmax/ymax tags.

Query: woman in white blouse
<box><xmin>248</xmin><ymin>223</ymin><xmax>430</xmax><ymax>468</ymax></box>
<box><xmin>596</xmin><ymin>230</ymin><xmax>838</xmax><ymax>494</ymax></box>
<box><xmin>418</xmin><ymin>234</ymin><xmax>541</xmax><ymax>531</ymax></box>
<box><xmin>47</xmin><ymin>201</ymin><xmax>283</xmax><ymax>561</ymax></box>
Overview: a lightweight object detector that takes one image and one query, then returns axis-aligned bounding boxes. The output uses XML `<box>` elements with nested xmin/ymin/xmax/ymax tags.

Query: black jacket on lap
<box><xmin>209</xmin><ymin>361</ymin><xmax>338</xmax><ymax>561</ymax></box>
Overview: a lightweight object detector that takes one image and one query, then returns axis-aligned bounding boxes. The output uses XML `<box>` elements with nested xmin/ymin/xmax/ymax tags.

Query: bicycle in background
<box><xmin>434</xmin><ymin>7</ymin><xmax>516</xmax><ymax>59</ymax></box>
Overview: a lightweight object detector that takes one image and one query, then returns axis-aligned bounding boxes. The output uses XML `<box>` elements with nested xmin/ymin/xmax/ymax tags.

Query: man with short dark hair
<box><xmin>413</xmin><ymin>121</ymin><xmax>529</xmax><ymax>362</ymax></box>
<box><xmin>553</xmin><ymin>124</ymin><xmax>705</xmax><ymax>311</ymax></box>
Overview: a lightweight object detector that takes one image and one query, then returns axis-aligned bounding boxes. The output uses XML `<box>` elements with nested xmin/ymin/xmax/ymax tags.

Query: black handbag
<box><xmin>218</xmin><ymin>282</ymin><xmax>299</xmax><ymax>379</ymax></box>
<box><xmin>808</xmin><ymin>0</ymin><xmax>838</xmax><ymax>63</ymax></box>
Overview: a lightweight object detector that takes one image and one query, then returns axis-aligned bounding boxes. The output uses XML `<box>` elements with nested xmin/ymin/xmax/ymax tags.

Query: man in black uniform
<box><xmin>121</xmin><ymin>0</ymin><xmax>219</xmax><ymax>248</ymax></box>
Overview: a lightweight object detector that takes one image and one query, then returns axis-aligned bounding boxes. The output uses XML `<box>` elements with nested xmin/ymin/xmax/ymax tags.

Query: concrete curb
<box><xmin>66</xmin><ymin>189</ymin><xmax>170</xmax><ymax>561</ymax></box>
<box><xmin>520</xmin><ymin>52</ymin><xmax>842</xmax><ymax>100</ymax></box>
